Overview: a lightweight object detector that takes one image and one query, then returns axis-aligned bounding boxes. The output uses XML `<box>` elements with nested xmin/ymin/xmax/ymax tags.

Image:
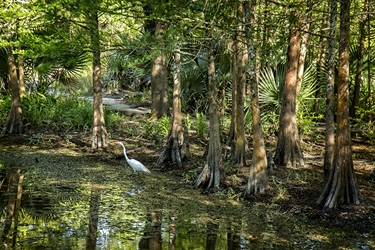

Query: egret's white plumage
<box><xmin>118</xmin><ymin>142</ymin><xmax>151</xmax><ymax>174</ymax></box>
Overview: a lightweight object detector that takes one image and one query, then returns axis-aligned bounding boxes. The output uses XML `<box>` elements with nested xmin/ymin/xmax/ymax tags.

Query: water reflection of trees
<box><xmin>137</xmin><ymin>202</ymin><xmax>244</xmax><ymax>250</ymax></box>
<box><xmin>206</xmin><ymin>221</ymin><xmax>219</xmax><ymax>250</ymax></box>
<box><xmin>1</xmin><ymin>164</ymin><xmax>24</xmax><ymax>248</ymax></box>
<box><xmin>139</xmin><ymin>211</ymin><xmax>162</xmax><ymax>250</ymax></box>
<box><xmin>168</xmin><ymin>210</ymin><xmax>177</xmax><ymax>250</ymax></box>
<box><xmin>0</xmin><ymin>160</ymin><xmax>245</xmax><ymax>250</ymax></box>
<box><xmin>86</xmin><ymin>183</ymin><xmax>101</xmax><ymax>250</ymax></box>
<box><xmin>227</xmin><ymin>217</ymin><xmax>241</xmax><ymax>250</ymax></box>
<box><xmin>139</xmin><ymin>203</ymin><xmax>179</xmax><ymax>250</ymax></box>
<box><xmin>0</xmin><ymin>153</ymin><xmax>91</xmax><ymax>249</ymax></box>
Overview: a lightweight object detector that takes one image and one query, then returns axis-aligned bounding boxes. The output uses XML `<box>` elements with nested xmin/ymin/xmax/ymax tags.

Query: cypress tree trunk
<box><xmin>193</xmin><ymin>28</ymin><xmax>222</xmax><ymax>190</ymax></box>
<box><xmin>156</xmin><ymin>42</ymin><xmax>189</xmax><ymax>167</ymax></box>
<box><xmin>295</xmin><ymin>0</ymin><xmax>312</xmax><ymax>97</ymax></box>
<box><xmin>244</xmin><ymin>0</ymin><xmax>268</xmax><ymax>197</ymax></box>
<box><xmin>365</xmin><ymin>0</ymin><xmax>371</xmax><ymax>109</ymax></box>
<box><xmin>323</xmin><ymin>0</ymin><xmax>337</xmax><ymax>182</ymax></box>
<box><xmin>317</xmin><ymin>0</ymin><xmax>361</xmax><ymax>209</ymax></box>
<box><xmin>4</xmin><ymin>47</ymin><xmax>23</xmax><ymax>134</ymax></box>
<box><xmin>18</xmin><ymin>54</ymin><xmax>26</xmax><ymax>96</ymax></box>
<box><xmin>273</xmin><ymin>14</ymin><xmax>304</xmax><ymax>168</ymax></box>
<box><xmin>350</xmin><ymin>0</ymin><xmax>367</xmax><ymax>118</ymax></box>
<box><xmin>150</xmin><ymin>21</ymin><xmax>169</xmax><ymax>119</ymax></box>
<box><xmin>315</xmin><ymin>4</ymin><xmax>328</xmax><ymax>115</ymax></box>
<box><xmin>90</xmin><ymin>11</ymin><xmax>108</xmax><ymax>149</ymax></box>
<box><xmin>231</xmin><ymin>1</ymin><xmax>247</xmax><ymax>166</ymax></box>
<box><xmin>226</xmin><ymin>42</ymin><xmax>237</xmax><ymax>148</ymax></box>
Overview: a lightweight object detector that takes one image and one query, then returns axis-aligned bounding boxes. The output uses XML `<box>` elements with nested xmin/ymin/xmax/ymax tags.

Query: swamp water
<box><xmin>0</xmin><ymin>145</ymin><xmax>374</xmax><ymax>250</ymax></box>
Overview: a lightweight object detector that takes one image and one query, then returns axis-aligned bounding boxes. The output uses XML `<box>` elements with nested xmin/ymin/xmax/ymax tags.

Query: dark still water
<box><xmin>1</xmin><ymin>146</ymin><xmax>373</xmax><ymax>249</ymax></box>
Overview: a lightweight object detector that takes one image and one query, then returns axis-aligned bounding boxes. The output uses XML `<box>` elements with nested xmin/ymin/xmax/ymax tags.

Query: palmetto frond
<box><xmin>298</xmin><ymin>64</ymin><xmax>319</xmax><ymax>112</ymax></box>
<box><xmin>33</xmin><ymin>49</ymin><xmax>88</xmax><ymax>93</ymax></box>
<box><xmin>258</xmin><ymin>62</ymin><xmax>319</xmax><ymax>128</ymax></box>
<box><xmin>259</xmin><ymin>63</ymin><xmax>285</xmax><ymax>115</ymax></box>
<box><xmin>104</xmin><ymin>35</ymin><xmax>152</xmax><ymax>91</ymax></box>
<box><xmin>181</xmin><ymin>57</ymin><xmax>208</xmax><ymax>112</ymax></box>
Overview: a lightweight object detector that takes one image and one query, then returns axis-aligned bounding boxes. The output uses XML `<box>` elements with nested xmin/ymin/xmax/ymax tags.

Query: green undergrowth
<box><xmin>0</xmin><ymin>93</ymin><xmax>122</xmax><ymax>131</ymax></box>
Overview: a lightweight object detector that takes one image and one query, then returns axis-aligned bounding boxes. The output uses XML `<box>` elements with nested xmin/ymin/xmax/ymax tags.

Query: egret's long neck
<box><xmin>123</xmin><ymin>148</ymin><xmax>130</xmax><ymax>161</ymax></box>
<box><xmin>120</xmin><ymin>143</ymin><xmax>130</xmax><ymax>161</ymax></box>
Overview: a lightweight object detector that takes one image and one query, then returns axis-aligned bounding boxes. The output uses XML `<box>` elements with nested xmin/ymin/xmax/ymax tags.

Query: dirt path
<box><xmin>85</xmin><ymin>94</ymin><xmax>151</xmax><ymax>115</ymax></box>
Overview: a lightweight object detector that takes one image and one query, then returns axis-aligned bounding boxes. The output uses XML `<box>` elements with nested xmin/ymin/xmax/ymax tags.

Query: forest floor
<box><xmin>2</xmin><ymin>91</ymin><xmax>375</xmax><ymax>237</ymax></box>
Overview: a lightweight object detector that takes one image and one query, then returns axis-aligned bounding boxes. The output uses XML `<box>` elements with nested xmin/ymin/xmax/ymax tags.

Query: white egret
<box><xmin>118</xmin><ymin>142</ymin><xmax>151</xmax><ymax>174</ymax></box>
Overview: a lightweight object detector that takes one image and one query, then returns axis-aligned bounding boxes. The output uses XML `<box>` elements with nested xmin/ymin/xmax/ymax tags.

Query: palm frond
<box><xmin>300</xmin><ymin>64</ymin><xmax>319</xmax><ymax>100</ymax></box>
<box><xmin>31</xmin><ymin>50</ymin><xmax>88</xmax><ymax>93</ymax></box>
<box><xmin>180</xmin><ymin>58</ymin><xmax>208</xmax><ymax>112</ymax></box>
<box><xmin>258</xmin><ymin>62</ymin><xmax>319</xmax><ymax>132</ymax></box>
<box><xmin>259</xmin><ymin>64</ymin><xmax>284</xmax><ymax>112</ymax></box>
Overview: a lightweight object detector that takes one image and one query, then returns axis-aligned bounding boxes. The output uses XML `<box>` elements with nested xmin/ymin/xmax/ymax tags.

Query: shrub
<box><xmin>141</xmin><ymin>115</ymin><xmax>170</xmax><ymax>142</ymax></box>
<box><xmin>194</xmin><ymin>112</ymin><xmax>207</xmax><ymax>138</ymax></box>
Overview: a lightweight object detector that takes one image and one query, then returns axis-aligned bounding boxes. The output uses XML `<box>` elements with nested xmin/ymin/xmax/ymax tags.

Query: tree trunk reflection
<box><xmin>2</xmin><ymin>165</ymin><xmax>23</xmax><ymax>248</ymax></box>
<box><xmin>139</xmin><ymin>211</ymin><xmax>162</xmax><ymax>250</ymax></box>
<box><xmin>86</xmin><ymin>183</ymin><xmax>101</xmax><ymax>250</ymax></box>
<box><xmin>168</xmin><ymin>210</ymin><xmax>177</xmax><ymax>250</ymax></box>
<box><xmin>206</xmin><ymin>221</ymin><xmax>218</xmax><ymax>250</ymax></box>
<box><xmin>227</xmin><ymin>218</ymin><xmax>241</xmax><ymax>250</ymax></box>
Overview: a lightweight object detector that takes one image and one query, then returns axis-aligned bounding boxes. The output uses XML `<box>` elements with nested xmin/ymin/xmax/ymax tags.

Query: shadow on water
<box><xmin>0</xmin><ymin>145</ymin><xmax>374</xmax><ymax>249</ymax></box>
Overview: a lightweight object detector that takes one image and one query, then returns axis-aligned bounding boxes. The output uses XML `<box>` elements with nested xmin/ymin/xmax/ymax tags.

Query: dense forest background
<box><xmin>1</xmin><ymin>0</ymin><xmax>375</xmax><ymax>210</ymax></box>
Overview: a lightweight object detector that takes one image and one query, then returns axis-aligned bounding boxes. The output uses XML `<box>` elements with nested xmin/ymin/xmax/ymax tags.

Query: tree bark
<box><xmin>273</xmin><ymin>14</ymin><xmax>304</xmax><ymax>168</ymax></box>
<box><xmin>151</xmin><ymin>21</ymin><xmax>169</xmax><ymax>119</ymax></box>
<box><xmin>295</xmin><ymin>0</ymin><xmax>312</xmax><ymax>97</ymax></box>
<box><xmin>193</xmin><ymin>29</ymin><xmax>222</xmax><ymax>190</ymax></box>
<box><xmin>18</xmin><ymin>53</ymin><xmax>26</xmax><ymax>96</ymax></box>
<box><xmin>4</xmin><ymin>47</ymin><xmax>23</xmax><ymax>134</ymax></box>
<box><xmin>261</xmin><ymin>0</ymin><xmax>270</xmax><ymax>69</ymax></box>
<box><xmin>231</xmin><ymin>1</ymin><xmax>247</xmax><ymax>167</ymax></box>
<box><xmin>314</xmin><ymin>6</ymin><xmax>328</xmax><ymax>115</ymax></box>
<box><xmin>244</xmin><ymin>0</ymin><xmax>268</xmax><ymax>197</ymax></box>
<box><xmin>90</xmin><ymin>11</ymin><xmax>108</xmax><ymax>149</ymax></box>
<box><xmin>156</xmin><ymin>42</ymin><xmax>189</xmax><ymax>167</ymax></box>
<box><xmin>323</xmin><ymin>0</ymin><xmax>337</xmax><ymax>182</ymax></box>
<box><xmin>226</xmin><ymin>43</ymin><xmax>237</xmax><ymax>148</ymax></box>
<box><xmin>365</xmin><ymin>0</ymin><xmax>371</xmax><ymax>109</ymax></box>
<box><xmin>350</xmin><ymin>0</ymin><xmax>367</xmax><ymax>118</ymax></box>
<box><xmin>317</xmin><ymin>0</ymin><xmax>361</xmax><ymax>209</ymax></box>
